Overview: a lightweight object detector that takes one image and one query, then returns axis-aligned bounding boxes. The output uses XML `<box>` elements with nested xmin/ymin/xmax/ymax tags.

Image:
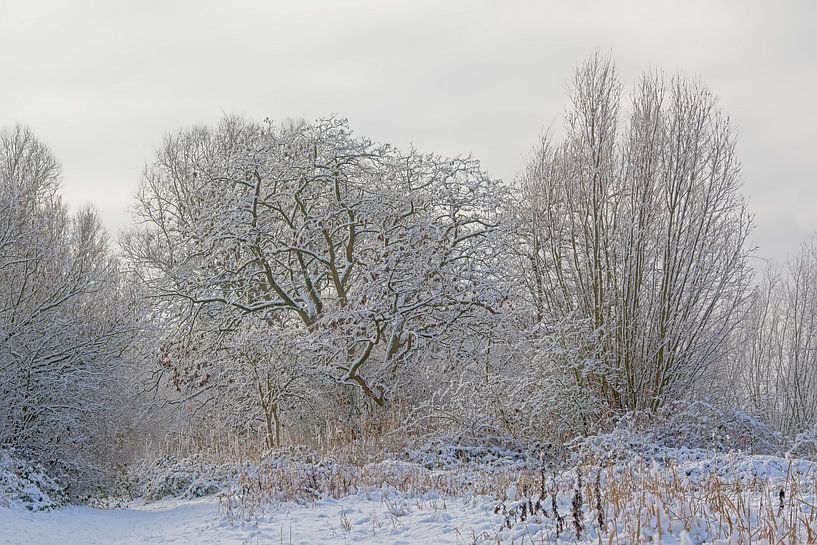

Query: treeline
<box><xmin>2</xmin><ymin>55</ymin><xmax>815</xmax><ymax>492</ymax></box>
<box><xmin>0</xmin><ymin>126</ymin><xmax>140</xmax><ymax>490</ymax></box>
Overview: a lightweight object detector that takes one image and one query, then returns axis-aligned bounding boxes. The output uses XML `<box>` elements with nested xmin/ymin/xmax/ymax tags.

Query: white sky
<box><xmin>1</xmin><ymin>0</ymin><xmax>815</xmax><ymax>263</ymax></box>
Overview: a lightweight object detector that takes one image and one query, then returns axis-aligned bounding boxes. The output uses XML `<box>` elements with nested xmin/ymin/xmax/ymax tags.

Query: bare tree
<box><xmin>0</xmin><ymin>125</ymin><xmax>138</xmax><ymax>488</ymax></box>
<box><xmin>516</xmin><ymin>55</ymin><xmax>754</xmax><ymax>413</ymax></box>
<box><xmin>729</xmin><ymin>241</ymin><xmax>817</xmax><ymax>434</ymax></box>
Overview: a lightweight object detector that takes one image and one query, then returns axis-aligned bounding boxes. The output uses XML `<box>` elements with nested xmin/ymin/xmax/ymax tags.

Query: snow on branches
<box><xmin>126</xmin><ymin>116</ymin><xmax>507</xmax><ymax>414</ymax></box>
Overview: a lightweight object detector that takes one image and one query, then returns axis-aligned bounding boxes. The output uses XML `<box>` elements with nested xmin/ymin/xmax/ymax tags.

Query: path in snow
<box><xmin>0</xmin><ymin>494</ymin><xmax>511</xmax><ymax>545</ymax></box>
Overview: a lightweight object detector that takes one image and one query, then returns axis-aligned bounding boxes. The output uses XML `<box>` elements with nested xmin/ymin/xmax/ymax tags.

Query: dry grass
<box><xmin>496</xmin><ymin>457</ymin><xmax>817</xmax><ymax>544</ymax></box>
<box><xmin>135</xmin><ymin>418</ymin><xmax>817</xmax><ymax>544</ymax></box>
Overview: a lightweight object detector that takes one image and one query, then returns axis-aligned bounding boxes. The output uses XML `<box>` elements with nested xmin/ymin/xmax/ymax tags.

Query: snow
<box><xmin>0</xmin><ymin>493</ymin><xmax>507</xmax><ymax>545</ymax></box>
<box><xmin>4</xmin><ymin>440</ymin><xmax>817</xmax><ymax>545</ymax></box>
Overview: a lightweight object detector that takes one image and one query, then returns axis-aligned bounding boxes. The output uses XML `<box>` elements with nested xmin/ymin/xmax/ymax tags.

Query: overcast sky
<box><xmin>1</xmin><ymin>1</ymin><xmax>815</xmax><ymax>263</ymax></box>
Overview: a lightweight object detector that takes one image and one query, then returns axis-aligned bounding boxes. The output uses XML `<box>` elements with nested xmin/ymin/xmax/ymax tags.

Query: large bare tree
<box><xmin>125</xmin><ymin>116</ymin><xmax>505</xmax><ymax>413</ymax></box>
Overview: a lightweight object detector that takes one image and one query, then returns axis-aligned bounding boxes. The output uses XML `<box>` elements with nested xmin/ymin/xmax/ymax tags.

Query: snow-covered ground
<box><xmin>0</xmin><ymin>493</ymin><xmax>509</xmax><ymax>545</ymax></box>
<box><xmin>4</xmin><ymin>451</ymin><xmax>817</xmax><ymax>545</ymax></box>
<box><xmin>4</xmin><ymin>427</ymin><xmax>817</xmax><ymax>545</ymax></box>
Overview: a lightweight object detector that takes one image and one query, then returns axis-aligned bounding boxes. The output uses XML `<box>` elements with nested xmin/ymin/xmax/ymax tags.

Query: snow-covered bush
<box><xmin>787</xmin><ymin>424</ymin><xmax>817</xmax><ymax>459</ymax></box>
<box><xmin>126</xmin><ymin>454</ymin><xmax>237</xmax><ymax>501</ymax></box>
<box><xmin>571</xmin><ymin>401</ymin><xmax>783</xmax><ymax>463</ymax></box>
<box><xmin>0</xmin><ymin>450</ymin><xmax>65</xmax><ymax>511</ymax></box>
<box><xmin>432</xmin><ymin>318</ymin><xmax>608</xmax><ymax>446</ymax></box>
<box><xmin>404</xmin><ymin>429</ymin><xmax>553</xmax><ymax>472</ymax></box>
<box><xmin>516</xmin><ymin>319</ymin><xmax>609</xmax><ymax>441</ymax></box>
<box><xmin>650</xmin><ymin>401</ymin><xmax>783</xmax><ymax>453</ymax></box>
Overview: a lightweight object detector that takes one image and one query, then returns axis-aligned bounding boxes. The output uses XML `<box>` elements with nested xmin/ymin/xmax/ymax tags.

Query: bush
<box><xmin>571</xmin><ymin>401</ymin><xmax>784</xmax><ymax>462</ymax></box>
<box><xmin>0</xmin><ymin>449</ymin><xmax>65</xmax><ymax>511</ymax></box>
